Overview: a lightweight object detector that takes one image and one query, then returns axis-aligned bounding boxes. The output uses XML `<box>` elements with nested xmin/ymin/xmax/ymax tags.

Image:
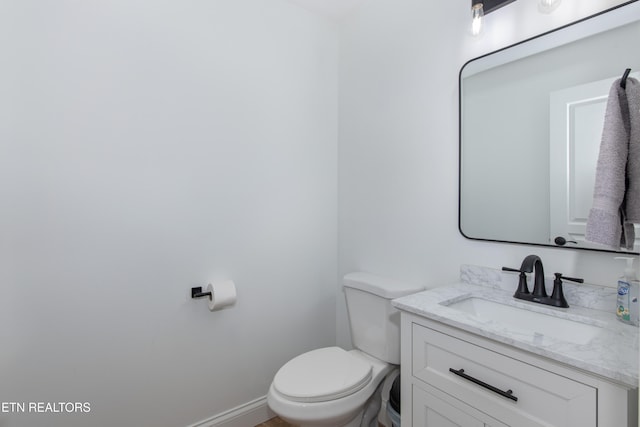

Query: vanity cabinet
<box><xmin>412</xmin><ymin>385</ymin><xmax>507</xmax><ymax>427</ymax></box>
<box><xmin>401</xmin><ymin>313</ymin><xmax>637</xmax><ymax>427</ymax></box>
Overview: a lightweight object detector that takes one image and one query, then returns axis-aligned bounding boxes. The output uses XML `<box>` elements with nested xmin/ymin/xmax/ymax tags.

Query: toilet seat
<box><xmin>273</xmin><ymin>347</ymin><xmax>372</xmax><ymax>403</ymax></box>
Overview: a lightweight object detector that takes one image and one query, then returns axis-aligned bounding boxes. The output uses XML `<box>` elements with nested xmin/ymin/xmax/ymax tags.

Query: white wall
<box><xmin>337</xmin><ymin>0</ymin><xmax>636</xmax><ymax>348</ymax></box>
<box><xmin>0</xmin><ymin>1</ymin><xmax>337</xmax><ymax>426</ymax></box>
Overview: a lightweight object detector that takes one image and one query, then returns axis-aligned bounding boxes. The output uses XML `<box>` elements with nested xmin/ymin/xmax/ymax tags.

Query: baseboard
<box><xmin>186</xmin><ymin>395</ymin><xmax>275</xmax><ymax>427</ymax></box>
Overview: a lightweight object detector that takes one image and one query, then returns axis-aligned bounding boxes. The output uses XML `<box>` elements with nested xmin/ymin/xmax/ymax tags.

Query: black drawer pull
<box><xmin>449</xmin><ymin>368</ymin><xmax>518</xmax><ymax>402</ymax></box>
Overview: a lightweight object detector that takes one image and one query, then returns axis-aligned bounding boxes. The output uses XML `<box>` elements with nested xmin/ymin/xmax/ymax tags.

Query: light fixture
<box><xmin>539</xmin><ymin>0</ymin><xmax>561</xmax><ymax>13</ymax></box>
<box><xmin>471</xmin><ymin>1</ymin><xmax>484</xmax><ymax>36</ymax></box>
<box><xmin>470</xmin><ymin>0</ymin><xmax>515</xmax><ymax>36</ymax></box>
<box><xmin>470</xmin><ymin>0</ymin><xmax>560</xmax><ymax>36</ymax></box>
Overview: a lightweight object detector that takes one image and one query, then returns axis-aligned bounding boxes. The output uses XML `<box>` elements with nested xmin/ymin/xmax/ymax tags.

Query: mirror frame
<box><xmin>458</xmin><ymin>1</ymin><xmax>640</xmax><ymax>255</ymax></box>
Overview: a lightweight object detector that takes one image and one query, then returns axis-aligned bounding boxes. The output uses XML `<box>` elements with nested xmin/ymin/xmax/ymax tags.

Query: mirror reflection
<box><xmin>459</xmin><ymin>4</ymin><xmax>639</xmax><ymax>254</ymax></box>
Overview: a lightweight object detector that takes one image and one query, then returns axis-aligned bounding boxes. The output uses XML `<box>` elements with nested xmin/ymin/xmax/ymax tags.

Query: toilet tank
<box><xmin>343</xmin><ymin>272</ymin><xmax>424</xmax><ymax>365</ymax></box>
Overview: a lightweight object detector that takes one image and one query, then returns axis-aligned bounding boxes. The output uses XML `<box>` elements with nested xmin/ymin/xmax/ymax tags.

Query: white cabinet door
<box><xmin>413</xmin><ymin>385</ymin><xmax>508</xmax><ymax>427</ymax></box>
<box><xmin>413</xmin><ymin>386</ymin><xmax>483</xmax><ymax>427</ymax></box>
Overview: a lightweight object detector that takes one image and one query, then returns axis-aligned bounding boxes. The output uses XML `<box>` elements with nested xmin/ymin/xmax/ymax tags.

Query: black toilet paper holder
<box><xmin>191</xmin><ymin>286</ymin><xmax>212</xmax><ymax>300</ymax></box>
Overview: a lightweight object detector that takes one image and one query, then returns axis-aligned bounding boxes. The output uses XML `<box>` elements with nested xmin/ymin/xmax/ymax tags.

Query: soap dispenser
<box><xmin>615</xmin><ymin>257</ymin><xmax>639</xmax><ymax>326</ymax></box>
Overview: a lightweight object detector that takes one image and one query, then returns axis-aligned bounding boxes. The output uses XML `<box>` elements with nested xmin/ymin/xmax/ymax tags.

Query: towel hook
<box><xmin>621</xmin><ymin>68</ymin><xmax>631</xmax><ymax>89</ymax></box>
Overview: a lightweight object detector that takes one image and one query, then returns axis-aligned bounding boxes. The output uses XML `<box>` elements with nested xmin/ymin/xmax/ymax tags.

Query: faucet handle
<box><xmin>502</xmin><ymin>266</ymin><xmax>530</xmax><ymax>296</ymax></box>
<box><xmin>555</xmin><ymin>273</ymin><xmax>584</xmax><ymax>284</ymax></box>
<box><xmin>549</xmin><ymin>273</ymin><xmax>582</xmax><ymax>308</ymax></box>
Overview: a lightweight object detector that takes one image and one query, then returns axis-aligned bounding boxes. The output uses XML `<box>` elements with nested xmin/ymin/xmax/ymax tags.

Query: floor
<box><xmin>255</xmin><ymin>417</ymin><xmax>295</xmax><ymax>426</ymax></box>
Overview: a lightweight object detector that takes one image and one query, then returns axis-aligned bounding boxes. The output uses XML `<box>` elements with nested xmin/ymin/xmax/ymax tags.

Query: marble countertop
<box><xmin>392</xmin><ymin>267</ymin><xmax>639</xmax><ymax>388</ymax></box>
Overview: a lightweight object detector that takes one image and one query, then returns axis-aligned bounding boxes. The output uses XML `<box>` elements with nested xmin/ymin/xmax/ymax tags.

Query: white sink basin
<box><xmin>444</xmin><ymin>297</ymin><xmax>603</xmax><ymax>345</ymax></box>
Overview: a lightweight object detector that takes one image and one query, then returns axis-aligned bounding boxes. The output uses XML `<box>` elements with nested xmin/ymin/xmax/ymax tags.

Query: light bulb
<box><xmin>471</xmin><ymin>3</ymin><xmax>484</xmax><ymax>36</ymax></box>
<box><xmin>539</xmin><ymin>0</ymin><xmax>561</xmax><ymax>13</ymax></box>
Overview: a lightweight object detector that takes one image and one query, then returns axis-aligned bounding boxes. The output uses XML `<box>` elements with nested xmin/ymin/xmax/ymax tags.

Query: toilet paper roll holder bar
<box><xmin>191</xmin><ymin>287</ymin><xmax>212</xmax><ymax>300</ymax></box>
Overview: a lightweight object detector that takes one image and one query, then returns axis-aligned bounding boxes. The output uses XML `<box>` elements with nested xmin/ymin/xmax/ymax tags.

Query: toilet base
<box><xmin>279</xmin><ymin>407</ymin><xmax>364</xmax><ymax>427</ymax></box>
<box><xmin>272</xmin><ymin>393</ymin><xmax>367</xmax><ymax>427</ymax></box>
<box><xmin>274</xmin><ymin>375</ymin><xmax>387</xmax><ymax>427</ymax></box>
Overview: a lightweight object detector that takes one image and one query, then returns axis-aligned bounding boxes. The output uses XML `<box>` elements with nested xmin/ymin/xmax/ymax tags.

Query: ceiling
<box><xmin>287</xmin><ymin>0</ymin><xmax>368</xmax><ymax>19</ymax></box>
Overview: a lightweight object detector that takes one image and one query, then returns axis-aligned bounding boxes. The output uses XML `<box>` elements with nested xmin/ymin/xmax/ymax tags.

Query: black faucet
<box><xmin>520</xmin><ymin>255</ymin><xmax>547</xmax><ymax>299</ymax></box>
<box><xmin>502</xmin><ymin>255</ymin><xmax>583</xmax><ymax>308</ymax></box>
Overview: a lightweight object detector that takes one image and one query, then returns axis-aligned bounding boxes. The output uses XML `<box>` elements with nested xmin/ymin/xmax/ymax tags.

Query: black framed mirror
<box><xmin>459</xmin><ymin>1</ymin><xmax>639</xmax><ymax>255</ymax></box>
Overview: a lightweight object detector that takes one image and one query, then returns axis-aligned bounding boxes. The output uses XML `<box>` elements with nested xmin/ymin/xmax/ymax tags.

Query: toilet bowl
<box><xmin>268</xmin><ymin>348</ymin><xmax>393</xmax><ymax>427</ymax></box>
<box><xmin>267</xmin><ymin>272</ymin><xmax>424</xmax><ymax>427</ymax></box>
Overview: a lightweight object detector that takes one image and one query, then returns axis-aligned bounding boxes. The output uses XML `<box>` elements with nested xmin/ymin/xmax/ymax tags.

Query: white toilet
<box><xmin>267</xmin><ymin>272</ymin><xmax>423</xmax><ymax>427</ymax></box>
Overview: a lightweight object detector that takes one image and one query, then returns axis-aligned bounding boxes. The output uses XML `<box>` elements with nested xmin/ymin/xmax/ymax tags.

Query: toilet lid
<box><xmin>273</xmin><ymin>347</ymin><xmax>372</xmax><ymax>403</ymax></box>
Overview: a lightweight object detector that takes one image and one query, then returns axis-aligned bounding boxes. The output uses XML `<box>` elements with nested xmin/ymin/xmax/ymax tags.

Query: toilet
<box><xmin>267</xmin><ymin>272</ymin><xmax>423</xmax><ymax>427</ymax></box>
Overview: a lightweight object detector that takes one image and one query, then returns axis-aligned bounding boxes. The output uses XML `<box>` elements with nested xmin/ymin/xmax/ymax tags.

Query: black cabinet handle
<box><xmin>449</xmin><ymin>368</ymin><xmax>518</xmax><ymax>402</ymax></box>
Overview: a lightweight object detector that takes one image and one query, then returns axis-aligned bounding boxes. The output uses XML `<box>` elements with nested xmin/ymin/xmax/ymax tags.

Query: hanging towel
<box><xmin>627</xmin><ymin>77</ymin><xmax>640</xmax><ymax>223</ymax></box>
<box><xmin>586</xmin><ymin>77</ymin><xmax>639</xmax><ymax>250</ymax></box>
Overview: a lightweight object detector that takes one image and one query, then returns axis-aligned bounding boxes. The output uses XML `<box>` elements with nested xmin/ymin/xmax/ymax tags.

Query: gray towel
<box><xmin>627</xmin><ymin>77</ymin><xmax>640</xmax><ymax>223</ymax></box>
<box><xmin>586</xmin><ymin>77</ymin><xmax>639</xmax><ymax>250</ymax></box>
